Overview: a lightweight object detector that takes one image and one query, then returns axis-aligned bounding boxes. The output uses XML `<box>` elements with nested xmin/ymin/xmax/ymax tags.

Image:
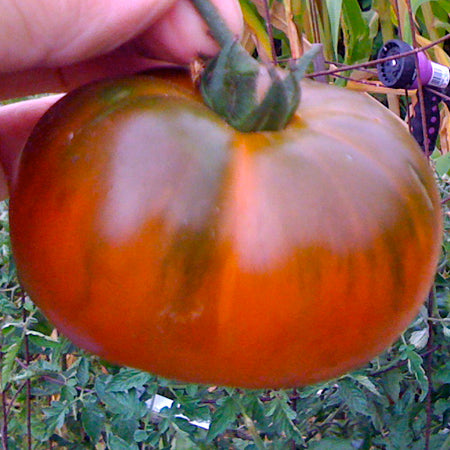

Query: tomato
<box><xmin>9</xmin><ymin>69</ymin><xmax>442</xmax><ymax>388</ymax></box>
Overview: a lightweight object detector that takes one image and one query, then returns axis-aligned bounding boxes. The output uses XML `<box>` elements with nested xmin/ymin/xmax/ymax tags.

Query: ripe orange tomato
<box><xmin>9</xmin><ymin>69</ymin><xmax>442</xmax><ymax>388</ymax></box>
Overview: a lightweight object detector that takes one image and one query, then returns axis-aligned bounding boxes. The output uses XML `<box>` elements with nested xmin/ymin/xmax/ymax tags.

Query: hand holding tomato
<box><xmin>0</xmin><ymin>0</ymin><xmax>243</xmax><ymax>200</ymax></box>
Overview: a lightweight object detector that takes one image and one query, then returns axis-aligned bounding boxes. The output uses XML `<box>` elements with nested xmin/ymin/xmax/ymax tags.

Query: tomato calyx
<box><xmin>190</xmin><ymin>0</ymin><xmax>320</xmax><ymax>132</ymax></box>
<box><xmin>200</xmin><ymin>41</ymin><xmax>320</xmax><ymax>132</ymax></box>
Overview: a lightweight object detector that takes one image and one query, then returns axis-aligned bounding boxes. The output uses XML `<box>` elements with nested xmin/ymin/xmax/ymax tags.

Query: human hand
<box><xmin>0</xmin><ymin>0</ymin><xmax>243</xmax><ymax>199</ymax></box>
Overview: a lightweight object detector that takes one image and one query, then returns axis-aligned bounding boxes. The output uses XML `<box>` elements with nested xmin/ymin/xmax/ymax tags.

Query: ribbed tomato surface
<box><xmin>9</xmin><ymin>71</ymin><xmax>442</xmax><ymax>388</ymax></box>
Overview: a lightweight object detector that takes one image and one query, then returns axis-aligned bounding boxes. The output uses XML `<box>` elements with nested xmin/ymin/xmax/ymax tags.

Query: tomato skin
<box><xmin>9</xmin><ymin>70</ymin><xmax>442</xmax><ymax>388</ymax></box>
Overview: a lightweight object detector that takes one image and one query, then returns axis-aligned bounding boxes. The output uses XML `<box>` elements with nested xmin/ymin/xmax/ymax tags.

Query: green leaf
<box><xmin>0</xmin><ymin>295</ymin><xmax>19</xmax><ymax>315</ymax></box>
<box><xmin>81</xmin><ymin>403</ymin><xmax>105</xmax><ymax>444</ymax></box>
<box><xmin>207</xmin><ymin>397</ymin><xmax>239</xmax><ymax>441</ymax></box>
<box><xmin>341</xmin><ymin>0</ymin><xmax>372</xmax><ymax>64</ymax></box>
<box><xmin>412</xmin><ymin>0</ymin><xmax>438</xmax><ymax>14</ymax></box>
<box><xmin>106</xmin><ymin>368</ymin><xmax>152</xmax><ymax>392</ymax></box>
<box><xmin>266</xmin><ymin>395</ymin><xmax>303</xmax><ymax>441</ymax></box>
<box><xmin>134</xmin><ymin>429</ymin><xmax>149</xmax><ymax>443</ymax></box>
<box><xmin>351</xmin><ymin>374</ymin><xmax>383</xmax><ymax>398</ymax></box>
<box><xmin>409</xmin><ymin>327</ymin><xmax>429</xmax><ymax>350</ymax></box>
<box><xmin>434</xmin><ymin>361</ymin><xmax>450</xmax><ymax>385</ymax></box>
<box><xmin>1</xmin><ymin>341</ymin><xmax>21</xmax><ymax>390</ymax></box>
<box><xmin>384</xmin><ymin>415</ymin><xmax>415</xmax><ymax>449</ymax></box>
<box><xmin>242</xmin><ymin>395</ymin><xmax>268</xmax><ymax>429</ymax></box>
<box><xmin>362</xmin><ymin>9</ymin><xmax>380</xmax><ymax>39</ymax></box>
<box><xmin>13</xmin><ymin>359</ymin><xmax>61</xmax><ymax>384</ymax></box>
<box><xmin>338</xmin><ymin>378</ymin><xmax>376</xmax><ymax>418</ymax></box>
<box><xmin>95</xmin><ymin>377</ymin><xmax>147</xmax><ymax>418</ymax></box>
<box><xmin>172</xmin><ymin>424</ymin><xmax>198</xmax><ymax>450</ymax></box>
<box><xmin>326</xmin><ymin>0</ymin><xmax>343</xmax><ymax>58</ymax></box>
<box><xmin>26</xmin><ymin>330</ymin><xmax>60</xmax><ymax>349</ymax></box>
<box><xmin>111</xmin><ymin>415</ymin><xmax>139</xmax><ymax>443</ymax></box>
<box><xmin>43</xmin><ymin>401</ymin><xmax>68</xmax><ymax>436</ymax></box>
<box><xmin>381</xmin><ymin>370</ymin><xmax>403</xmax><ymax>403</ymax></box>
<box><xmin>404</xmin><ymin>348</ymin><xmax>429</xmax><ymax>401</ymax></box>
<box><xmin>434</xmin><ymin>153</ymin><xmax>450</xmax><ymax>177</ymax></box>
<box><xmin>107</xmin><ymin>433</ymin><xmax>139</xmax><ymax>450</ymax></box>
<box><xmin>76</xmin><ymin>357</ymin><xmax>90</xmax><ymax>386</ymax></box>
<box><xmin>308</xmin><ymin>438</ymin><xmax>358</xmax><ymax>449</ymax></box>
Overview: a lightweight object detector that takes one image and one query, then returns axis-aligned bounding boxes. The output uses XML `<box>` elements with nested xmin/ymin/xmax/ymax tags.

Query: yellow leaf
<box><xmin>416</xmin><ymin>35</ymin><xmax>450</xmax><ymax>66</ymax></box>
<box><xmin>440</xmin><ymin>103</ymin><xmax>450</xmax><ymax>154</ymax></box>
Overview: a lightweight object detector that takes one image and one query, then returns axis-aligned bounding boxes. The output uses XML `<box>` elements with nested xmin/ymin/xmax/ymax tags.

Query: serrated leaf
<box><xmin>43</xmin><ymin>401</ymin><xmax>68</xmax><ymax>435</ymax></box>
<box><xmin>381</xmin><ymin>370</ymin><xmax>403</xmax><ymax>403</ymax></box>
<box><xmin>0</xmin><ymin>295</ymin><xmax>19</xmax><ymax>315</ymax></box>
<box><xmin>76</xmin><ymin>357</ymin><xmax>90</xmax><ymax>386</ymax></box>
<box><xmin>13</xmin><ymin>359</ymin><xmax>61</xmax><ymax>384</ymax></box>
<box><xmin>108</xmin><ymin>433</ymin><xmax>139</xmax><ymax>450</ymax></box>
<box><xmin>242</xmin><ymin>395</ymin><xmax>268</xmax><ymax>429</ymax></box>
<box><xmin>81</xmin><ymin>403</ymin><xmax>105</xmax><ymax>444</ymax></box>
<box><xmin>26</xmin><ymin>330</ymin><xmax>60</xmax><ymax>349</ymax></box>
<box><xmin>1</xmin><ymin>321</ymin><xmax>23</xmax><ymax>335</ymax></box>
<box><xmin>112</xmin><ymin>415</ymin><xmax>139</xmax><ymax>443</ymax></box>
<box><xmin>308</xmin><ymin>437</ymin><xmax>356</xmax><ymax>449</ymax></box>
<box><xmin>351</xmin><ymin>374</ymin><xmax>383</xmax><ymax>398</ymax></box>
<box><xmin>409</xmin><ymin>328</ymin><xmax>429</xmax><ymax>350</ymax></box>
<box><xmin>207</xmin><ymin>397</ymin><xmax>239</xmax><ymax>441</ymax></box>
<box><xmin>406</xmin><ymin>349</ymin><xmax>429</xmax><ymax>402</ymax></box>
<box><xmin>384</xmin><ymin>415</ymin><xmax>414</xmax><ymax>449</ymax></box>
<box><xmin>106</xmin><ymin>368</ymin><xmax>152</xmax><ymax>392</ymax></box>
<box><xmin>266</xmin><ymin>397</ymin><xmax>303</xmax><ymax>442</ymax></box>
<box><xmin>1</xmin><ymin>341</ymin><xmax>21</xmax><ymax>390</ymax></box>
<box><xmin>338</xmin><ymin>378</ymin><xmax>376</xmax><ymax>418</ymax></box>
<box><xmin>95</xmin><ymin>377</ymin><xmax>146</xmax><ymax>418</ymax></box>
<box><xmin>172</xmin><ymin>424</ymin><xmax>198</xmax><ymax>450</ymax></box>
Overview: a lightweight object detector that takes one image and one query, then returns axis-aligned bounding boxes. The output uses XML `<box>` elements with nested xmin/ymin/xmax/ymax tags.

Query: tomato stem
<box><xmin>190</xmin><ymin>0</ymin><xmax>237</xmax><ymax>47</ymax></box>
<box><xmin>190</xmin><ymin>0</ymin><xmax>319</xmax><ymax>132</ymax></box>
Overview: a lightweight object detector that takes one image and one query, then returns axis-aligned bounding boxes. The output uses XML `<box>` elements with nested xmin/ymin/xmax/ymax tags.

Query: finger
<box><xmin>0</xmin><ymin>95</ymin><xmax>63</xmax><ymax>199</ymax></box>
<box><xmin>0</xmin><ymin>0</ymin><xmax>176</xmax><ymax>71</ymax></box>
<box><xmin>134</xmin><ymin>0</ymin><xmax>243</xmax><ymax>63</ymax></box>
<box><xmin>0</xmin><ymin>0</ymin><xmax>242</xmax><ymax>72</ymax></box>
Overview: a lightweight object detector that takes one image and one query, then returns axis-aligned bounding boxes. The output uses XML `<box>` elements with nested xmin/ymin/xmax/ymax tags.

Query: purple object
<box><xmin>412</xmin><ymin>52</ymin><xmax>450</xmax><ymax>89</ymax></box>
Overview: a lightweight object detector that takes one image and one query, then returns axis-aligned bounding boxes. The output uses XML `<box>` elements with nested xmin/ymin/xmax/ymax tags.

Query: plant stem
<box><xmin>262</xmin><ymin>0</ymin><xmax>277</xmax><ymax>62</ymax></box>
<box><xmin>374</xmin><ymin>0</ymin><xmax>400</xmax><ymax>115</ymax></box>
<box><xmin>22</xmin><ymin>296</ymin><xmax>32</xmax><ymax>450</ymax></box>
<box><xmin>424</xmin><ymin>289</ymin><xmax>437</xmax><ymax>450</ymax></box>
<box><xmin>190</xmin><ymin>0</ymin><xmax>237</xmax><ymax>47</ymax></box>
<box><xmin>1</xmin><ymin>389</ymin><xmax>9</xmax><ymax>450</ymax></box>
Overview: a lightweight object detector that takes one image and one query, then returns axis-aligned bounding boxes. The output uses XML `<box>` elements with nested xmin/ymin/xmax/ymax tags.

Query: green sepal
<box><xmin>200</xmin><ymin>42</ymin><xmax>322</xmax><ymax>132</ymax></box>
